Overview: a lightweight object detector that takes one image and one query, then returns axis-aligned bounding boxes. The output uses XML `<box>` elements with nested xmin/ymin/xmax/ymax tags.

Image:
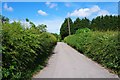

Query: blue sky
<box><xmin>2</xmin><ymin>0</ymin><xmax>120</xmax><ymax>2</ymax></box>
<box><xmin>1</xmin><ymin>2</ymin><xmax>118</xmax><ymax>34</ymax></box>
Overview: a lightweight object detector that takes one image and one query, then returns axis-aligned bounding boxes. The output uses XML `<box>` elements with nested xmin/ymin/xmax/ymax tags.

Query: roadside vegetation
<box><xmin>1</xmin><ymin>15</ymin><xmax>57</xmax><ymax>79</ymax></box>
<box><xmin>61</xmin><ymin>15</ymin><xmax>120</xmax><ymax>76</ymax></box>
<box><xmin>1</xmin><ymin>14</ymin><xmax>120</xmax><ymax>79</ymax></box>
<box><xmin>0</xmin><ymin>18</ymin><xmax>2</xmax><ymax>80</ymax></box>
<box><xmin>64</xmin><ymin>28</ymin><xmax>119</xmax><ymax>76</ymax></box>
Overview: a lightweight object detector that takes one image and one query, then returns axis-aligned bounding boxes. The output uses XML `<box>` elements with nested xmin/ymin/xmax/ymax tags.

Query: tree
<box><xmin>25</xmin><ymin>18</ymin><xmax>35</xmax><ymax>28</ymax></box>
<box><xmin>37</xmin><ymin>24</ymin><xmax>47</xmax><ymax>32</ymax></box>
<box><xmin>26</xmin><ymin>18</ymin><xmax>29</xmax><ymax>22</ymax></box>
<box><xmin>91</xmin><ymin>16</ymin><xmax>100</xmax><ymax>31</ymax></box>
<box><xmin>61</xmin><ymin>15</ymin><xmax>119</xmax><ymax>38</ymax></box>
<box><xmin>80</xmin><ymin>17</ymin><xmax>90</xmax><ymax>29</ymax></box>
<box><xmin>29</xmin><ymin>21</ymin><xmax>35</xmax><ymax>28</ymax></box>
<box><xmin>60</xmin><ymin>18</ymin><xmax>73</xmax><ymax>40</ymax></box>
<box><xmin>0</xmin><ymin>15</ymin><xmax>9</xmax><ymax>23</ymax></box>
<box><xmin>73</xmin><ymin>17</ymin><xmax>81</xmax><ymax>34</ymax></box>
<box><xmin>90</xmin><ymin>15</ymin><xmax>119</xmax><ymax>31</ymax></box>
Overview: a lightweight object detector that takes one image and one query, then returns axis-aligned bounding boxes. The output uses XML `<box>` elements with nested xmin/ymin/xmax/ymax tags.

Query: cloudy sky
<box><xmin>2</xmin><ymin>2</ymin><xmax>118</xmax><ymax>34</ymax></box>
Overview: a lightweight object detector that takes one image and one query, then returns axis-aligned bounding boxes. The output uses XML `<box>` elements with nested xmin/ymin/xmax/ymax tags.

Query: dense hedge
<box><xmin>2</xmin><ymin>22</ymin><xmax>57</xmax><ymax>79</ymax></box>
<box><xmin>64</xmin><ymin>28</ymin><xmax>120</xmax><ymax>76</ymax></box>
<box><xmin>0</xmin><ymin>21</ymin><xmax>2</xmax><ymax>80</ymax></box>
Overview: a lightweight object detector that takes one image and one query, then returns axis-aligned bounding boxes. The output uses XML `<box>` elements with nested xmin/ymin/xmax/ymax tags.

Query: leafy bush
<box><xmin>75</xmin><ymin>28</ymin><xmax>91</xmax><ymax>34</ymax></box>
<box><xmin>64</xmin><ymin>28</ymin><xmax>120</xmax><ymax>76</ymax></box>
<box><xmin>2</xmin><ymin>21</ymin><xmax>57</xmax><ymax>79</ymax></box>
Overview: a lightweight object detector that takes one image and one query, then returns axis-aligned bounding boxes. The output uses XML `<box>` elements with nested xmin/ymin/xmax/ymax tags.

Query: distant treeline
<box><xmin>60</xmin><ymin>15</ymin><xmax>120</xmax><ymax>39</ymax></box>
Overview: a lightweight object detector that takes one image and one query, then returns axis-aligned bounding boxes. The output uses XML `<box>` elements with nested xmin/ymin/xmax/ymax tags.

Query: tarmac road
<box><xmin>33</xmin><ymin>42</ymin><xmax>119</xmax><ymax>78</ymax></box>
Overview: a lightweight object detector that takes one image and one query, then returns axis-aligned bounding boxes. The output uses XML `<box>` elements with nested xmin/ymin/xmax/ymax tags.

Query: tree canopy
<box><xmin>60</xmin><ymin>15</ymin><xmax>120</xmax><ymax>40</ymax></box>
<box><xmin>60</xmin><ymin>18</ymin><xmax>73</xmax><ymax>40</ymax></box>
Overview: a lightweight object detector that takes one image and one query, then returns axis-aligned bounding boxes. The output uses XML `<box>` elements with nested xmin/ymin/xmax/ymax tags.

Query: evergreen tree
<box><xmin>80</xmin><ymin>17</ymin><xmax>90</xmax><ymax>29</ymax></box>
<box><xmin>73</xmin><ymin>17</ymin><xmax>81</xmax><ymax>34</ymax></box>
<box><xmin>91</xmin><ymin>15</ymin><xmax>120</xmax><ymax>31</ymax></box>
<box><xmin>60</xmin><ymin>18</ymin><xmax>73</xmax><ymax>40</ymax></box>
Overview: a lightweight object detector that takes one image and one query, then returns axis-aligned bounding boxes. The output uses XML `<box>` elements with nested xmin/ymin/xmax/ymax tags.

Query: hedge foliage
<box><xmin>0</xmin><ymin>21</ymin><xmax>2</xmax><ymax>80</ymax></box>
<box><xmin>64</xmin><ymin>28</ymin><xmax>120</xmax><ymax>76</ymax></box>
<box><xmin>2</xmin><ymin>21</ymin><xmax>57</xmax><ymax>79</ymax></box>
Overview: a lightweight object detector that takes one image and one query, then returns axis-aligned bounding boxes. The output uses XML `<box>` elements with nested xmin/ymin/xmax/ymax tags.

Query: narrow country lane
<box><xmin>33</xmin><ymin>42</ymin><xmax>119</xmax><ymax>78</ymax></box>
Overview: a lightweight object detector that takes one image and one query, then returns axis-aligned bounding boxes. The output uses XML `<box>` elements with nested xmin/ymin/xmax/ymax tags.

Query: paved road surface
<box><xmin>33</xmin><ymin>42</ymin><xmax>119</xmax><ymax>78</ymax></box>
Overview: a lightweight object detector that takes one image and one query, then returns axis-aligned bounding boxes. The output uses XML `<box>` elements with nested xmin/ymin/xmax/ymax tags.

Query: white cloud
<box><xmin>68</xmin><ymin>5</ymin><xmax>111</xmax><ymax>18</ymax></box>
<box><xmin>90</xmin><ymin>5</ymin><xmax>100</xmax><ymax>12</ymax></box>
<box><xmin>45</xmin><ymin>2</ymin><xmax>57</xmax><ymax>9</ymax></box>
<box><xmin>38</xmin><ymin>10</ymin><xmax>48</xmax><ymax>16</ymax></box>
<box><xmin>97</xmin><ymin>10</ymin><xmax>110</xmax><ymax>16</ymax></box>
<box><xmin>3</xmin><ymin>3</ymin><xmax>13</xmax><ymax>12</ymax></box>
<box><xmin>69</xmin><ymin>8</ymin><xmax>90</xmax><ymax>17</ymax></box>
